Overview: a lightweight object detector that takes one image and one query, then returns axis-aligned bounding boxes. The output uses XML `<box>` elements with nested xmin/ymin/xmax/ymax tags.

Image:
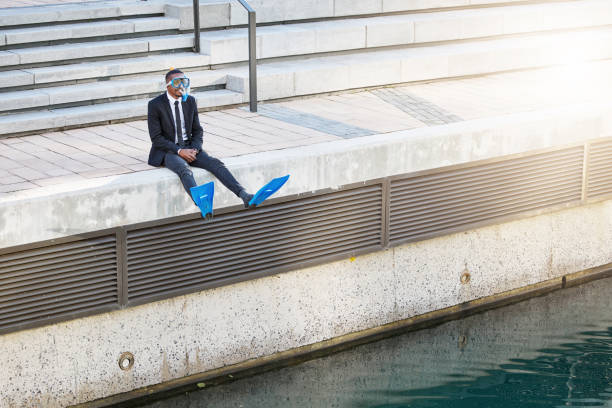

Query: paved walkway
<box><xmin>1</xmin><ymin>59</ymin><xmax>612</xmax><ymax>196</ymax></box>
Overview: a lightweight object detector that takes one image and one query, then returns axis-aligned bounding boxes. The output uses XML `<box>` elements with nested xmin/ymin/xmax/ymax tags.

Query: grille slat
<box><xmin>127</xmin><ymin>199</ymin><xmax>380</xmax><ymax>255</ymax></box>
<box><xmin>390</xmin><ymin>192</ymin><xmax>579</xmax><ymax>241</ymax></box>
<box><xmin>0</xmin><ymin>235</ymin><xmax>119</xmax><ymax>333</ymax></box>
<box><xmin>126</xmin><ymin>185</ymin><xmax>383</xmax><ymax>302</ymax></box>
<box><xmin>391</xmin><ymin>164</ymin><xmax>582</xmax><ymax>201</ymax></box>
<box><xmin>128</xmin><ymin>237</ymin><xmax>381</xmax><ymax>300</ymax></box>
<box><xmin>128</xmin><ymin>187</ymin><xmax>382</xmax><ymax>241</ymax></box>
<box><xmin>391</xmin><ymin>150</ymin><xmax>583</xmax><ymax>190</ymax></box>
<box><xmin>0</xmin><ymin>296</ymin><xmax>117</xmax><ymax>326</ymax></box>
<box><xmin>389</xmin><ymin>147</ymin><xmax>584</xmax><ymax>244</ymax></box>
<box><xmin>127</xmin><ymin>191</ymin><xmax>381</xmax><ymax>247</ymax></box>
<box><xmin>587</xmin><ymin>142</ymin><xmax>612</xmax><ymax>198</ymax></box>
<box><xmin>391</xmin><ymin>181</ymin><xmax>582</xmax><ymax>221</ymax></box>
<box><xmin>0</xmin><ymin>286</ymin><xmax>118</xmax><ymax>316</ymax></box>
<box><xmin>128</xmin><ymin>216</ymin><xmax>381</xmax><ymax>267</ymax></box>
<box><xmin>129</xmin><ymin>225</ymin><xmax>382</xmax><ymax>281</ymax></box>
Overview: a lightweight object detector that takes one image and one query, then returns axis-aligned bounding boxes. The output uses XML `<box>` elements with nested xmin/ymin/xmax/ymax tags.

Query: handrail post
<box><xmin>192</xmin><ymin>0</ymin><xmax>201</xmax><ymax>53</ymax></box>
<box><xmin>238</xmin><ymin>0</ymin><xmax>257</xmax><ymax>112</ymax></box>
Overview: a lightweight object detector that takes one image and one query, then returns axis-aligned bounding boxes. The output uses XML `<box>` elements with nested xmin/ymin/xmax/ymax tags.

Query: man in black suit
<box><xmin>147</xmin><ymin>69</ymin><xmax>253</xmax><ymax>208</ymax></box>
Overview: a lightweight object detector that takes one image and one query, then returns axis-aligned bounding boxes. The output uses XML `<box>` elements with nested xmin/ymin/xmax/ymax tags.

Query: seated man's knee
<box><xmin>176</xmin><ymin>164</ymin><xmax>193</xmax><ymax>178</ymax></box>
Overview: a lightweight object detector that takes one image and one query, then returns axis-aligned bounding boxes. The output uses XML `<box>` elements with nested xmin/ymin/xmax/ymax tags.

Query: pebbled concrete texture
<box><xmin>3</xmin><ymin>100</ymin><xmax>612</xmax><ymax>248</ymax></box>
<box><xmin>2</xmin><ymin>197</ymin><xmax>612</xmax><ymax>407</ymax></box>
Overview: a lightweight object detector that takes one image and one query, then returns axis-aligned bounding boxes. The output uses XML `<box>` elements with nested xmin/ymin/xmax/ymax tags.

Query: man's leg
<box><xmin>163</xmin><ymin>152</ymin><xmax>197</xmax><ymax>196</ymax></box>
<box><xmin>190</xmin><ymin>150</ymin><xmax>253</xmax><ymax>206</ymax></box>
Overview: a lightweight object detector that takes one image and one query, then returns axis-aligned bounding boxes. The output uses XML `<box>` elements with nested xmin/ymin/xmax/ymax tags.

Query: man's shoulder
<box><xmin>186</xmin><ymin>94</ymin><xmax>198</xmax><ymax>108</ymax></box>
<box><xmin>149</xmin><ymin>93</ymin><xmax>166</xmax><ymax>107</ymax></box>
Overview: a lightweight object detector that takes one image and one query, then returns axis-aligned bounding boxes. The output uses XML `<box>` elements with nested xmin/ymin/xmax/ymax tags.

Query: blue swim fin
<box><xmin>249</xmin><ymin>175</ymin><xmax>290</xmax><ymax>207</ymax></box>
<box><xmin>190</xmin><ymin>181</ymin><xmax>214</xmax><ymax>220</ymax></box>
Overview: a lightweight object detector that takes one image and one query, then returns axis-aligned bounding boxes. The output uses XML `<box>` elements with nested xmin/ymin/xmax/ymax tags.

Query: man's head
<box><xmin>165</xmin><ymin>69</ymin><xmax>190</xmax><ymax>100</ymax></box>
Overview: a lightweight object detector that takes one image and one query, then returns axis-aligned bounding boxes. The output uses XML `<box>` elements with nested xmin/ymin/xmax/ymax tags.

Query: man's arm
<box><xmin>190</xmin><ymin>97</ymin><xmax>204</xmax><ymax>152</ymax></box>
<box><xmin>148</xmin><ymin>99</ymin><xmax>180</xmax><ymax>154</ymax></box>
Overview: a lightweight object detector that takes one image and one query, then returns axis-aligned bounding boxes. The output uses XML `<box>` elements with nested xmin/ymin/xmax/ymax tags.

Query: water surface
<box><xmin>141</xmin><ymin>277</ymin><xmax>612</xmax><ymax>407</ymax></box>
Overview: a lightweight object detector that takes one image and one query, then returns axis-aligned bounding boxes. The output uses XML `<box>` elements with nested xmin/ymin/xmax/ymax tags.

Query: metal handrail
<box><xmin>193</xmin><ymin>0</ymin><xmax>258</xmax><ymax>112</ymax></box>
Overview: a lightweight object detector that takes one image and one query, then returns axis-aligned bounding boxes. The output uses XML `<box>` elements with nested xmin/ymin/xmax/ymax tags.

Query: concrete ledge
<box><xmin>2</xmin><ymin>100</ymin><xmax>612</xmax><ymax>248</ymax></box>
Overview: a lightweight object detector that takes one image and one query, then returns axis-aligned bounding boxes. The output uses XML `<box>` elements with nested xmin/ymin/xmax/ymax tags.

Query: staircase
<box><xmin>1</xmin><ymin>0</ymin><xmax>611</xmax><ymax>137</ymax></box>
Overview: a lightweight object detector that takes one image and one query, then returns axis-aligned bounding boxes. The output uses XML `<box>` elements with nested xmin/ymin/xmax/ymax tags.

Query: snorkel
<box><xmin>180</xmin><ymin>83</ymin><xmax>189</xmax><ymax>102</ymax></box>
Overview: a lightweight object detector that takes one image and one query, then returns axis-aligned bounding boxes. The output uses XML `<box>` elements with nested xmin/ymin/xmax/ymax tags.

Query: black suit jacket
<box><xmin>147</xmin><ymin>93</ymin><xmax>203</xmax><ymax>167</ymax></box>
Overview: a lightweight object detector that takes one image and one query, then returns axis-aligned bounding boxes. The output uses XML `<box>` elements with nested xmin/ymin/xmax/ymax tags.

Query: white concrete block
<box><xmin>4</xmin><ymin>25</ymin><xmax>69</xmax><ymax>45</ymax></box>
<box><xmin>117</xmin><ymin>0</ymin><xmax>166</xmax><ymax>16</ymax></box>
<box><xmin>413</xmin><ymin>10</ymin><xmax>504</xmax><ymax>43</ymax></box>
<box><xmin>62</xmin><ymin>100</ymin><xmax>146</xmax><ymax>127</ymax></box>
<box><xmin>0</xmin><ymin>90</ymin><xmax>49</xmax><ymax>112</ymax></box>
<box><xmin>383</xmin><ymin>0</ymin><xmax>468</xmax><ymax>13</ymax></box>
<box><xmin>147</xmin><ymin>34</ymin><xmax>193</xmax><ymax>52</ymax></box>
<box><xmin>188</xmin><ymin>70</ymin><xmax>228</xmax><ymax>87</ymax></box>
<box><xmin>0</xmin><ymin>111</ymin><xmax>65</xmax><ymax>135</ymax></box>
<box><xmin>126</xmin><ymin>17</ymin><xmax>180</xmax><ymax>33</ymax></box>
<box><xmin>193</xmin><ymin>89</ymin><xmax>245</xmax><ymax>108</ymax></box>
<box><xmin>293</xmin><ymin>59</ymin><xmax>350</xmax><ymax>95</ymax></box>
<box><xmin>259</xmin><ymin>25</ymin><xmax>316</xmax><ymax>59</ymax></box>
<box><xmin>284</xmin><ymin>0</ymin><xmax>335</xmax><ymax>21</ymax></box>
<box><xmin>0</xmin><ymin>51</ymin><xmax>19</xmax><ymax>67</ymax></box>
<box><xmin>0</xmin><ymin>33</ymin><xmax>4</xmax><ymax>47</ymax></box>
<box><xmin>400</xmin><ymin>50</ymin><xmax>450</xmax><ymax>82</ymax></box>
<box><xmin>312</xmin><ymin>20</ymin><xmax>366</xmax><ymax>53</ymax></box>
<box><xmin>0</xmin><ymin>70</ymin><xmax>33</xmax><ymax>88</ymax></box>
<box><xmin>334</xmin><ymin>0</ymin><xmax>382</xmax><ymax>16</ymax></box>
<box><xmin>167</xmin><ymin>2</ymin><xmax>230</xmax><ymax>31</ymax></box>
<box><xmin>14</xmin><ymin>39</ymin><xmax>148</xmax><ymax>64</ymax></box>
<box><xmin>366</xmin><ymin>16</ymin><xmax>414</xmax><ymax>48</ymax></box>
<box><xmin>0</xmin><ymin>7</ymin><xmax>61</xmax><ymax>27</ymax></box>
<box><xmin>201</xmin><ymin>29</ymin><xmax>259</xmax><ymax>64</ymax></box>
<box><xmin>347</xmin><ymin>57</ymin><xmax>402</xmax><ymax>88</ymax></box>
<box><xmin>70</xmin><ymin>20</ymin><xmax>135</xmax><ymax>38</ymax></box>
<box><xmin>230</xmin><ymin>0</ymin><xmax>334</xmax><ymax>25</ymax></box>
<box><xmin>59</xmin><ymin>3</ymin><xmax>122</xmax><ymax>20</ymax></box>
<box><xmin>42</xmin><ymin>79</ymin><xmax>156</xmax><ymax>105</ymax></box>
<box><xmin>29</xmin><ymin>53</ymin><xmax>210</xmax><ymax>84</ymax></box>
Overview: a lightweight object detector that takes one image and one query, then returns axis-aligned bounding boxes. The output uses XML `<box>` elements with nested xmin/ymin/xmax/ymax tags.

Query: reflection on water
<box><xmin>140</xmin><ymin>277</ymin><xmax>612</xmax><ymax>408</ymax></box>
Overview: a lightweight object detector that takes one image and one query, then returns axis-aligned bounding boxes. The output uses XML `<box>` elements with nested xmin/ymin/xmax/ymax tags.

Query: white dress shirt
<box><xmin>166</xmin><ymin>91</ymin><xmax>187</xmax><ymax>146</ymax></box>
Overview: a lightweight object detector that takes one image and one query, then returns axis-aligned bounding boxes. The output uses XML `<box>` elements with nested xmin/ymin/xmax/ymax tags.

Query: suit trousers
<box><xmin>164</xmin><ymin>150</ymin><xmax>244</xmax><ymax>200</ymax></box>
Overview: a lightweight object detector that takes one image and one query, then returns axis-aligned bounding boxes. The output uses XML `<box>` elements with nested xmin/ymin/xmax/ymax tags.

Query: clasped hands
<box><xmin>178</xmin><ymin>148</ymin><xmax>198</xmax><ymax>163</ymax></box>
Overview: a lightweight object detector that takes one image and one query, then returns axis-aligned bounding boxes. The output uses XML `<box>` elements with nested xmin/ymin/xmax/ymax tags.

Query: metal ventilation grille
<box><xmin>587</xmin><ymin>140</ymin><xmax>612</xmax><ymax>199</ymax></box>
<box><xmin>389</xmin><ymin>147</ymin><xmax>584</xmax><ymax>244</ymax></box>
<box><xmin>0</xmin><ymin>235</ymin><xmax>119</xmax><ymax>332</ymax></box>
<box><xmin>126</xmin><ymin>185</ymin><xmax>384</xmax><ymax>303</ymax></box>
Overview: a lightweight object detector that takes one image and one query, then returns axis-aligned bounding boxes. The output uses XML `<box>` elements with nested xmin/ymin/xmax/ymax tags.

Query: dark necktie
<box><xmin>174</xmin><ymin>100</ymin><xmax>182</xmax><ymax>144</ymax></box>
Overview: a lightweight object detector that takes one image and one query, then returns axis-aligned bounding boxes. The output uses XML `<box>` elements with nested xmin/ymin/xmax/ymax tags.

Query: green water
<box><xmin>140</xmin><ymin>277</ymin><xmax>612</xmax><ymax>408</ymax></box>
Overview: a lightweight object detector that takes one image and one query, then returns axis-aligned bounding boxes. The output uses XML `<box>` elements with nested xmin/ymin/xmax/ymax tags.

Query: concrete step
<box><xmin>1</xmin><ymin>52</ymin><xmax>211</xmax><ymax>89</ymax></box>
<box><xmin>0</xmin><ymin>70</ymin><xmax>228</xmax><ymax>112</ymax></box>
<box><xmin>0</xmin><ymin>0</ymin><xmax>167</xmax><ymax>28</ymax></box>
<box><xmin>0</xmin><ymin>34</ymin><xmax>194</xmax><ymax>68</ymax></box>
<box><xmin>0</xmin><ymin>89</ymin><xmax>244</xmax><ymax>136</ymax></box>
<box><xmin>170</xmin><ymin>0</ymin><xmax>535</xmax><ymax>30</ymax></box>
<box><xmin>201</xmin><ymin>0</ymin><xmax>612</xmax><ymax>64</ymax></box>
<box><xmin>224</xmin><ymin>26</ymin><xmax>612</xmax><ymax>100</ymax></box>
<box><xmin>0</xmin><ymin>17</ymin><xmax>180</xmax><ymax>47</ymax></box>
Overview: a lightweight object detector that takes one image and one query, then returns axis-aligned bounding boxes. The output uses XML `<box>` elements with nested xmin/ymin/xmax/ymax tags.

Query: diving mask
<box><xmin>166</xmin><ymin>77</ymin><xmax>191</xmax><ymax>101</ymax></box>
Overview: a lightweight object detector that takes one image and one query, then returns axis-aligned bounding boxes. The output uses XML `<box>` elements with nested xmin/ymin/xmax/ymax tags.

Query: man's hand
<box><xmin>178</xmin><ymin>149</ymin><xmax>197</xmax><ymax>163</ymax></box>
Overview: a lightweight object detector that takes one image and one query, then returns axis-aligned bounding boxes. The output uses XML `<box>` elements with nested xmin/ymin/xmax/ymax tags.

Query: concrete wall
<box><xmin>2</xmin><ymin>195</ymin><xmax>612</xmax><ymax>407</ymax></box>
